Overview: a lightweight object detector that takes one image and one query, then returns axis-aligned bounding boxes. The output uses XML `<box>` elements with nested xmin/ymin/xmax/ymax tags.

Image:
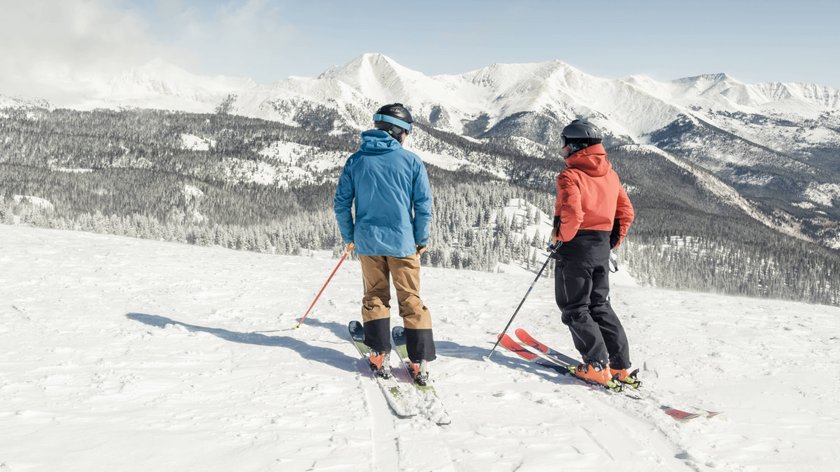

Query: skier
<box><xmin>550</xmin><ymin>119</ymin><xmax>637</xmax><ymax>388</ymax></box>
<box><xmin>334</xmin><ymin>103</ymin><xmax>435</xmax><ymax>385</ymax></box>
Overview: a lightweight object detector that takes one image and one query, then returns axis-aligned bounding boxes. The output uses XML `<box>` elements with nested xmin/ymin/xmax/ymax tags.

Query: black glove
<box><xmin>547</xmin><ymin>241</ymin><xmax>563</xmax><ymax>259</ymax></box>
<box><xmin>610</xmin><ymin>219</ymin><xmax>621</xmax><ymax>249</ymax></box>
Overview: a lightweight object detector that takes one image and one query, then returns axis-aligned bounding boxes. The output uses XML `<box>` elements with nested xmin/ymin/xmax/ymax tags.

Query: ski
<box><xmin>348</xmin><ymin>321</ymin><xmax>419</xmax><ymax>418</ymax></box>
<box><xmin>513</xmin><ymin>328</ymin><xmax>720</xmax><ymax>421</ymax></box>
<box><xmin>497</xmin><ymin>332</ymin><xmax>623</xmax><ymax>392</ymax></box>
<box><xmin>391</xmin><ymin>326</ymin><xmax>452</xmax><ymax>425</ymax></box>
<box><xmin>513</xmin><ymin>328</ymin><xmax>579</xmax><ymax>367</ymax></box>
<box><xmin>497</xmin><ymin>333</ymin><xmax>572</xmax><ymax>375</ymax></box>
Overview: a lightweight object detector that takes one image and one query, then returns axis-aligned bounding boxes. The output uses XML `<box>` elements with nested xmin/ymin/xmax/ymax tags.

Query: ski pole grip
<box><xmin>546</xmin><ymin>241</ymin><xmax>563</xmax><ymax>257</ymax></box>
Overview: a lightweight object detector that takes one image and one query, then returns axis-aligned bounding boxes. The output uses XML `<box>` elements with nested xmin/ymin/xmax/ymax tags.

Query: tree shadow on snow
<box><xmin>126</xmin><ymin>312</ymin><xmax>359</xmax><ymax>373</ymax></box>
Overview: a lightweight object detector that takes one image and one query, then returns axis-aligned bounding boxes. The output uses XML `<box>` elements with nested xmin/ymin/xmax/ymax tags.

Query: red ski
<box><xmin>500</xmin><ymin>328</ymin><xmax>721</xmax><ymax>422</ymax></box>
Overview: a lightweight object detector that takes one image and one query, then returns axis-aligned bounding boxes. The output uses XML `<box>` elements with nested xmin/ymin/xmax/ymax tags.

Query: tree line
<box><xmin>1</xmin><ymin>107</ymin><xmax>837</xmax><ymax>306</ymax></box>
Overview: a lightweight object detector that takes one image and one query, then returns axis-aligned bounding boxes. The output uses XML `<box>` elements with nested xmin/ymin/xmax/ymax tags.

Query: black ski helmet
<box><xmin>560</xmin><ymin>119</ymin><xmax>603</xmax><ymax>148</ymax></box>
<box><xmin>373</xmin><ymin>103</ymin><xmax>414</xmax><ymax>139</ymax></box>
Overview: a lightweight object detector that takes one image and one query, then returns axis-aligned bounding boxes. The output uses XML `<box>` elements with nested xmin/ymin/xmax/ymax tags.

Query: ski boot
<box><xmin>610</xmin><ymin>367</ymin><xmax>641</xmax><ymax>389</ymax></box>
<box><xmin>368</xmin><ymin>351</ymin><xmax>392</xmax><ymax>379</ymax></box>
<box><xmin>569</xmin><ymin>362</ymin><xmax>621</xmax><ymax>391</ymax></box>
<box><xmin>408</xmin><ymin>360</ymin><xmax>430</xmax><ymax>386</ymax></box>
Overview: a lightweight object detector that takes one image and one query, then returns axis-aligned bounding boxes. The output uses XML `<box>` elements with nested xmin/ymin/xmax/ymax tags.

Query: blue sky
<box><xmin>2</xmin><ymin>0</ymin><xmax>839</xmax><ymax>96</ymax></box>
<box><xmin>125</xmin><ymin>0</ymin><xmax>840</xmax><ymax>86</ymax></box>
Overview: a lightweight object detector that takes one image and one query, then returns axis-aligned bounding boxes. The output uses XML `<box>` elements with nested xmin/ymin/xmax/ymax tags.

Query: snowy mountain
<box><xmin>20</xmin><ymin>52</ymin><xmax>837</xmax><ymax>153</ymax></box>
<box><xmin>2</xmin><ymin>59</ymin><xmax>256</xmax><ymax>113</ymax></box>
<box><xmin>8</xmin><ymin>53</ymin><xmax>834</xmax><ymax>248</ymax></box>
<box><xmin>2</xmin><ymin>53</ymin><xmax>839</xmax><ymax>305</ymax></box>
<box><xmin>3</xmin><ymin>224</ymin><xmax>839</xmax><ymax>471</ymax></box>
<box><xmin>96</xmin><ymin>59</ymin><xmax>256</xmax><ymax>113</ymax></box>
<box><xmin>0</xmin><ymin>94</ymin><xmax>50</xmax><ymax>110</ymax></box>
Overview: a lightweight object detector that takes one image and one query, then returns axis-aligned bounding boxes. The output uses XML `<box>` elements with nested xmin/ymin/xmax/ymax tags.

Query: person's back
<box><xmin>554</xmin><ymin>138</ymin><xmax>633</xmax><ymax>265</ymax></box>
<box><xmin>337</xmin><ymin>130</ymin><xmax>431</xmax><ymax>257</ymax></box>
<box><xmin>551</xmin><ymin>119</ymin><xmax>637</xmax><ymax>390</ymax></box>
<box><xmin>334</xmin><ymin>103</ymin><xmax>435</xmax><ymax>386</ymax></box>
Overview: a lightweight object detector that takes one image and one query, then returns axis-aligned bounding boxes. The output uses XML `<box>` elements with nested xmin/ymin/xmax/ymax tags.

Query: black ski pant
<box><xmin>555</xmin><ymin>260</ymin><xmax>630</xmax><ymax>370</ymax></box>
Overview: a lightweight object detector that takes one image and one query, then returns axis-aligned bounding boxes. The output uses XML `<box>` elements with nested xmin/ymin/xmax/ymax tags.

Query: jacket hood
<box><xmin>565</xmin><ymin>143</ymin><xmax>610</xmax><ymax>177</ymax></box>
<box><xmin>359</xmin><ymin>129</ymin><xmax>402</xmax><ymax>154</ymax></box>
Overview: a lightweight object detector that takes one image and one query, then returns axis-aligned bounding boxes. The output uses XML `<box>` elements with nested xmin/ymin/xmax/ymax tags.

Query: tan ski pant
<box><xmin>359</xmin><ymin>254</ymin><xmax>435</xmax><ymax>361</ymax></box>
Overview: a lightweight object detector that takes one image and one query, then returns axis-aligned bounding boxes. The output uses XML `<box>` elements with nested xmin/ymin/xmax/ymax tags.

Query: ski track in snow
<box><xmin>1</xmin><ymin>225</ymin><xmax>839</xmax><ymax>472</ymax></box>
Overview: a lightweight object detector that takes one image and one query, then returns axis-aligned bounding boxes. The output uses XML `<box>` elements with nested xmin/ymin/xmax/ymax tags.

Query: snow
<box><xmin>50</xmin><ymin>167</ymin><xmax>94</xmax><ymax>174</ymax></box>
<box><xmin>220</xmin><ymin>157</ymin><xmax>281</xmax><ymax>186</ymax></box>
<box><xmin>508</xmin><ymin>136</ymin><xmax>547</xmax><ymax>156</ymax></box>
<box><xmin>12</xmin><ymin>195</ymin><xmax>54</xmax><ymax>210</ymax></box>
<box><xmin>183</xmin><ymin>184</ymin><xmax>204</xmax><ymax>199</ymax></box>
<box><xmin>621</xmin><ymin>144</ymin><xmax>810</xmax><ymax>242</ymax></box>
<box><xmin>8</xmin><ymin>54</ymin><xmax>840</xmax><ymax>162</ymax></box>
<box><xmin>803</xmin><ymin>182</ymin><xmax>840</xmax><ymax>206</ymax></box>
<box><xmin>180</xmin><ymin>133</ymin><xmax>216</xmax><ymax>152</ymax></box>
<box><xmin>501</xmin><ymin>198</ymin><xmax>554</xmax><ymax>245</ymax></box>
<box><xmin>2</xmin><ymin>224</ymin><xmax>839</xmax><ymax>471</ymax></box>
<box><xmin>251</xmin><ymin>141</ymin><xmax>346</xmax><ymax>186</ymax></box>
<box><xmin>0</xmin><ymin>94</ymin><xmax>50</xmax><ymax>110</ymax></box>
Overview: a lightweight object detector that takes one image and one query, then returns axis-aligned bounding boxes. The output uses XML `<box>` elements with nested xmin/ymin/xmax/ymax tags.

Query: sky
<box><xmin>1</xmin><ymin>0</ymin><xmax>839</xmax><ymax>99</ymax></box>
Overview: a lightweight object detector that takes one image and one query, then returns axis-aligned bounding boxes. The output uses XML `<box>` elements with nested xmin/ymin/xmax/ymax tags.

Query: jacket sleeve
<box><xmin>555</xmin><ymin>171</ymin><xmax>583</xmax><ymax>242</ymax></box>
<box><xmin>611</xmin><ymin>183</ymin><xmax>635</xmax><ymax>248</ymax></box>
<box><xmin>333</xmin><ymin>163</ymin><xmax>355</xmax><ymax>244</ymax></box>
<box><xmin>412</xmin><ymin>161</ymin><xmax>433</xmax><ymax>246</ymax></box>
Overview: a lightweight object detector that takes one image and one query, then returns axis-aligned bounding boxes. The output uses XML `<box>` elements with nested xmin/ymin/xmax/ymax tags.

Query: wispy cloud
<box><xmin>148</xmin><ymin>0</ymin><xmax>299</xmax><ymax>81</ymax></box>
<box><xmin>0</xmin><ymin>0</ymin><xmax>186</xmax><ymax>99</ymax></box>
<box><xmin>0</xmin><ymin>0</ymin><xmax>300</xmax><ymax>100</ymax></box>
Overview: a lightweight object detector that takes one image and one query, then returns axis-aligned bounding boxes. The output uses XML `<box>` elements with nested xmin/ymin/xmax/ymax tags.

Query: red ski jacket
<box><xmin>554</xmin><ymin>144</ymin><xmax>634</xmax><ymax>247</ymax></box>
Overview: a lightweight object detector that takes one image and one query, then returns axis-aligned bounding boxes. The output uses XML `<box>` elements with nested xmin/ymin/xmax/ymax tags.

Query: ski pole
<box><xmin>294</xmin><ymin>243</ymin><xmax>354</xmax><ymax>329</ymax></box>
<box><xmin>486</xmin><ymin>242</ymin><xmax>561</xmax><ymax>359</ymax></box>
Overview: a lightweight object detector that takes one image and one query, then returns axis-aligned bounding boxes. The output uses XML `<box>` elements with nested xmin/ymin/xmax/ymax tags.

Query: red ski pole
<box><xmin>293</xmin><ymin>243</ymin><xmax>354</xmax><ymax>329</ymax></box>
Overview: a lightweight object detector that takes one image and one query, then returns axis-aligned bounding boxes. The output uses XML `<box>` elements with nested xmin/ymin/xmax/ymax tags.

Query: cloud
<box><xmin>0</xmin><ymin>0</ymin><xmax>186</xmax><ymax>100</ymax></box>
<box><xmin>150</xmin><ymin>0</ymin><xmax>300</xmax><ymax>81</ymax></box>
<box><xmin>0</xmin><ymin>0</ymin><xmax>303</xmax><ymax>101</ymax></box>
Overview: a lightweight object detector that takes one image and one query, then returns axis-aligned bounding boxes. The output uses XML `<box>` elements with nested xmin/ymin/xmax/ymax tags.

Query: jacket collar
<box><xmin>565</xmin><ymin>143</ymin><xmax>610</xmax><ymax>176</ymax></box>
<box><xmin>360</xmin><ymin>129</ymin><xmax>402</xmax><ymax>153</ymax></box>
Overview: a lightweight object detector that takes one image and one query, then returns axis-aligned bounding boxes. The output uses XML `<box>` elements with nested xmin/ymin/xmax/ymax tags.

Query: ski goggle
<box><xmin>560</xmin><ymin>135</ymin><xmax>572</xmax><ymax>157</ymax></box>
<box><xmin>561</xmin><ymin>145</ymin><xmax>573</xmax><ymax>158</ymax></box>
<box><xmin>373</xmin><ymin>113</ymin><xmax>412</xmax><ymax>133</ymax></box>
<box><xmin>559</xmin><ymin>134</ymin><xmax>571</xmax><ymax>149</ymax></box>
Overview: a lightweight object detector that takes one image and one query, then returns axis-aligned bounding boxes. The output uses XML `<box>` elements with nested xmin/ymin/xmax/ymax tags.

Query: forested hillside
<box><xmin>1</xmin><ymin>107</ymin><xmax>837</xmax><ymax>305</ymax></box>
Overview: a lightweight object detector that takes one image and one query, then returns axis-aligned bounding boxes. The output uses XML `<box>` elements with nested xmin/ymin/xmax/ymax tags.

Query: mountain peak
<box><xmin>316</xmin><ymin>53</ymin><xmax>429</xmax><ymax>103</ymax></box>
<box><xmin>676</xmin><ymin>72</ymin><xmax>739</xmax><ymax>86</ymax></box>
<box><xmin>318</xmin><ymin>53</ymin><xmax>420</xmax><ymax>80</ymax></box>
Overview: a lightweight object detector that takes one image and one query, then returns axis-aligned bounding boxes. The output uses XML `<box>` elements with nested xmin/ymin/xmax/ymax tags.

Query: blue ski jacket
<box><xmin>334</xmin><ymin>130</ymin><xmax>433</xmax><ymax>257</ymax></box>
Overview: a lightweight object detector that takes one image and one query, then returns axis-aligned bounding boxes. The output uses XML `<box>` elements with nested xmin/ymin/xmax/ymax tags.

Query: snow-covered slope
<box><xmin>620</xmin><ymin>144</ymin><xmax>811</xmax><ymax>241</ymax></box>
<box><xmin>3</xmin><ymin>224</ymin><xmax>838</xmax><ymax>472</ymax></box>
<box><xmin>0</xmin><ymin>94</ymin><xmax>50</xmax><ymax>110</ymax></box>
